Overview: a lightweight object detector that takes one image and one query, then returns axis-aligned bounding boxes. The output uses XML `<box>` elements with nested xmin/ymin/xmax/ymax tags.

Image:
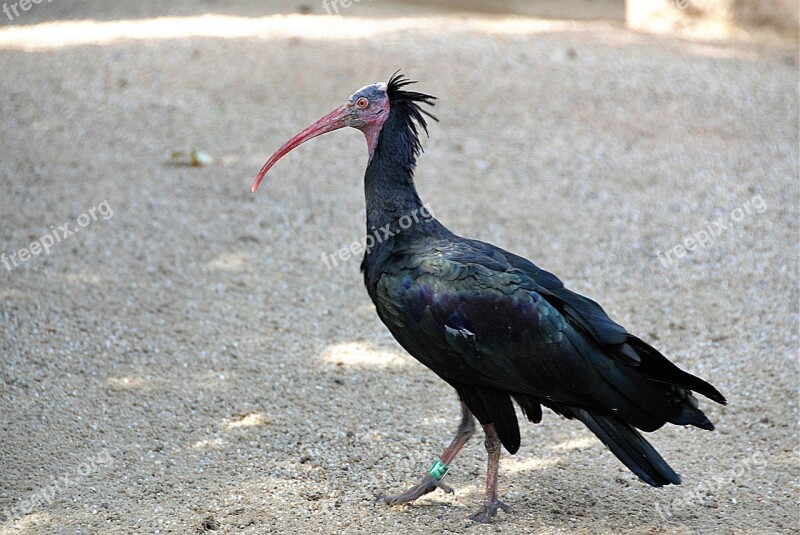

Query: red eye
<box><xmin>356</xmin><ymin>97</ymin><xmax>369</xmax><ymax>109</ymax></box>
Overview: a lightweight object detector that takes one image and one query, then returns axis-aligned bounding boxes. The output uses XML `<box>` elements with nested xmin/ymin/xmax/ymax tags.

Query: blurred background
<box><xmin>0</xmin><ymin>2</ymin><xmax>797</xmax><ymax>534</ymax></box>
<box><xmin>3</xmin><ymin>0</ymin><xmax>799</xmax><ymax>35</ymax></box>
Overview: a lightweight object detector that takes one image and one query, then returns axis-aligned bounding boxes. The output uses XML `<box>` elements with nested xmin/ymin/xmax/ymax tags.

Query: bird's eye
<box><xmin>356</xmin><ymin>97</ymin><xmax>369</xmax><ymax>109</ymax></box>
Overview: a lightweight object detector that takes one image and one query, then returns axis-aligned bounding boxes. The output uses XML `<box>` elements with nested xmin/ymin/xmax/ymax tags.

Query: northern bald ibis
<box><xmin>251</xmin><ymin>73</ymin><xmax>726</xmax><ymax>523</ymax></box>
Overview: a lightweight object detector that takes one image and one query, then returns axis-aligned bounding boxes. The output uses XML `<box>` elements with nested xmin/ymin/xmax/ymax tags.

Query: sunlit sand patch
<box><xmin>502</xmin><ymin>455</ymin><xmax>561</xmax><ymax>474</ymax></box>
<box><xmin>61</xmin><ymin>272</ymin><xmax>103</xmax><ymax>285</ymax></box>
<box><xmin>107</xmin><ymin>375</ymin><xmax>147</xmax><ymax>390</ymax></box>
<box><xmin>321</xmin><ymin>341</ymin><xmax>407</xmax><ymax>368</ymax></box>
<box><xmin>207</xmin><ymin>252</ymin><xmax>250</xmax><ymax>272</ymax></box>
<box><xmin>224</xmin><ymin>412</ymin><xmax>272</xmax><ymax>429</ymax></box>
<box><xmin>0</xmin><ymin>14</ymin><xmax>576</xmax><ymax>51</ymax></box>
<box><xmin>191</xmin><ymin>437</ymin><xmax>226</xmax><ymax>450</ymax></box>
<box><xmin>549</xmin><ymin>436</ymin><xmax>597</xmax><ymax>451</ymax></box>
<box><xmin>0</xmin><ymin>511</ymin><xmax>53</xmax><ymax>532</ymax></box>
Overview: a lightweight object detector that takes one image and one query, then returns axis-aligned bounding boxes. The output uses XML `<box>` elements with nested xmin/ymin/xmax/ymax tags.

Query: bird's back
<box><xmin>362</xmin><ymin>222</ymin><xmax>724</xmax><ymax>464</ymax></box>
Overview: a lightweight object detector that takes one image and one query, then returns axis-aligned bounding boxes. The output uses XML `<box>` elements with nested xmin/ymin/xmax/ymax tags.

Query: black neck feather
<box><xmin>363</xmin><ymin>73</ymin><xmax>437</xmax><ymax>230</ymax></box>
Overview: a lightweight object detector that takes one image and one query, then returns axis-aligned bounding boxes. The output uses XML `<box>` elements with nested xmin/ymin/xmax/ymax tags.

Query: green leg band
<box><xmin>428</xmin><ymin>458</ymin><xmax>450</xmax><ymax>481</ymax></box>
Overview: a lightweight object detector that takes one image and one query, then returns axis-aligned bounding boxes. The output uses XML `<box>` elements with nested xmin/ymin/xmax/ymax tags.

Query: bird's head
<box><xmin>251</xmin><ymin>72</ymin><xmax>436</xmax><ymax>192</ymax></box>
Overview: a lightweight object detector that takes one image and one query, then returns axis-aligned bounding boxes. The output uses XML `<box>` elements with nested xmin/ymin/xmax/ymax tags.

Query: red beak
<box><xmin>251</xmin><ymin>105</ymin><xmax>350</xmax><ymax>192</ymax></box>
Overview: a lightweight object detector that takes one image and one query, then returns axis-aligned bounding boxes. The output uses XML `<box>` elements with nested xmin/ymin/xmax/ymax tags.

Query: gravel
<box><xmin>0</xmin><ymin>2</ymin><xmax>797</xmax><ymax>533</ymax></box>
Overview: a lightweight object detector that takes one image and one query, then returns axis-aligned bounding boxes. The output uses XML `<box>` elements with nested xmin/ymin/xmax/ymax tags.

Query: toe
<box><xmin>496</xmin><ymin>500</ymin><xmax>513</xmax><ymax>513</ymax></box>
<box><xmin>467</xmin><ymin>508</ymin><xmax>493</xmax><ymax>523</ymax></box>
<box><xmin>467</xmin><ymin>500</ymin><xmax>512</xmax><ymax>523</ymax></box>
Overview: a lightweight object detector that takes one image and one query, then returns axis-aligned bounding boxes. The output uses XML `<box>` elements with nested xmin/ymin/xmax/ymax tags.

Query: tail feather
<box><xmin>569</xmin><ymin>407</ymin><xmax>680</xmax><ymax>487</ymax></box>
<box><xmin>623</xmin><ymin>336</ymin><xmax>727</xmax><ymax>406</ymax></box>
<box><xmin>513</xmin><ymin>394</ymin><xmax>543</xmax><ymax>424</ymax></box>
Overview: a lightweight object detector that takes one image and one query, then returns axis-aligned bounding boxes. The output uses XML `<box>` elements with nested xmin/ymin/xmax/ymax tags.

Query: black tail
<box><xmin>569</xmin><ymin>408</ymin><xmax>681</xmax><ymax>487</ymax></box>
<box><xmin>622</xmin><ymin>336</ymin><xmax>727</xmax><ymax>406</ymax></box>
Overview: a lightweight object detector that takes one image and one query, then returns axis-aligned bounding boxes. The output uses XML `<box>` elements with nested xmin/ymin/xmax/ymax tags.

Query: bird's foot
<box><xmin>379</xmin><ymin>474</ymin><xmax>455</xmax><ymax>506</ymax></box>
<box><xmin>467</xmin><ymin>498</ymin><xmax>512</xmax><ymax>523</ymax></box>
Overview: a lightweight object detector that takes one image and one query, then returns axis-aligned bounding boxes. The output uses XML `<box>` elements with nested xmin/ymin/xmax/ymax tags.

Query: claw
<box><xmin>379</xmin><ymin>473</ymin><xmax>455</xmax><ymax>506</ymax></box>
<box><xmin>467</xmin><ymin>499</ymin><xmax>512</xmax><ymax>523</ymax></box>
<box><xmin>436</xmin><ymin>480</ymin><xmax>455</xmax><ymax>494</ymax></box>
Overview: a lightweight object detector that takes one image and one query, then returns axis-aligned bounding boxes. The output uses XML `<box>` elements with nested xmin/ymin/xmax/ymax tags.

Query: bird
<box><xmin>251</xmin><ymin>72</ymin><xmax>727</xmax><ymax>523</ymax></box>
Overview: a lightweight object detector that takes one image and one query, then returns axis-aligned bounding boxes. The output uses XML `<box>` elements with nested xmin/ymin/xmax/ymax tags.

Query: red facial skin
<box><xmin>252</xmin><ymin>83</ymin><xmax>390</xmax><ymax>192</ymax></box>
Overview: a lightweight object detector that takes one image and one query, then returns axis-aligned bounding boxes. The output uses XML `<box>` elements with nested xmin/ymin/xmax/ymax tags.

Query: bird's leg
<box><xmin>380</xmin><ymin>400</ymin><xmax>475</xmax><ymax>505</ymax></box>
<box><xmin>468</xmin><ymin>423</ymin><xmax>512</xmax><ymax>523</ymax></box>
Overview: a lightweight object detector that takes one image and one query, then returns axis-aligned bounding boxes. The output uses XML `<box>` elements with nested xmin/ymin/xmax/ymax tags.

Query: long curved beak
<box><xmin>251</xmin><ymin>105</ymin><xmax>350</xmax><ymax>192</ymax></box>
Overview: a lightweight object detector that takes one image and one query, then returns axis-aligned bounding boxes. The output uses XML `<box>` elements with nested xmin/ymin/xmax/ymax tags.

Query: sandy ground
<box><xmin>0</xmin><ymin>2</ymin><xmax>798</xmax><ymax>534</ymax></box>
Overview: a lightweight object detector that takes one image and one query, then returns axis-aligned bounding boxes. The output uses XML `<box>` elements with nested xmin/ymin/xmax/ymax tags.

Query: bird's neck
<box><xmin>362</xmin><ymin>111</ymin><xmax>426</xmax><ymax>231</ymax></box>
<box><xmin>363</xmin><ymin>165</ymin><xmax>424</xmax><ymax>232</ymax></box>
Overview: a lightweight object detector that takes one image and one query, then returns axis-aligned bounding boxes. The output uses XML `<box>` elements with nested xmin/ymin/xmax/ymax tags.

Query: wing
<box><xmin>459</xmin><ymin>238</ymin><xmax>725</xmax><ymax>404</ymax></box>
<box><xmin>374</xmin><ymin>239</ymin><xmax>724</xmax><ymax>447</ymax></box>
<box><xmin>462</xmin><ymin>238</ymin><xmax>630</xmax><ymax>348</ymax></box>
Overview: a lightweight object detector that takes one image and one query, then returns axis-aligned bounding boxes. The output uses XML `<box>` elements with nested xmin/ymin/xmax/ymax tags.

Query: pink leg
<box><xmin>468</xmin><ymin>423</ymin><xmax>513</xmax><ymax>523</ymax></box>
<box><xmin>380</xmin><ymin>401</ymin><xmax>475</xmax><ymax>505</ymax></box>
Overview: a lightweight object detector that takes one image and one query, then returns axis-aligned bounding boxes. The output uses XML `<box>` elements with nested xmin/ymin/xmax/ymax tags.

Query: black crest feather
<box><xmin>385</xmin><ymin>71</ymin><xmax>438</xmax><ymax>165</ymax></box>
